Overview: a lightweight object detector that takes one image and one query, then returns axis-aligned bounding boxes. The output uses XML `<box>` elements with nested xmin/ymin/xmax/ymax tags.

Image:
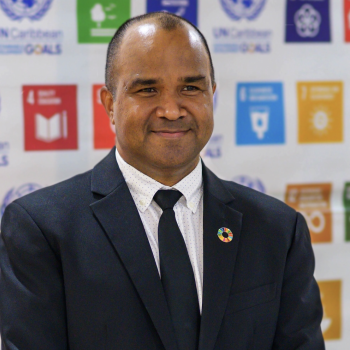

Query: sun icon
<box><xmin>310</xmin><ymin>107</ymin><xmax>332</xmax><ymax>136</ymax></box>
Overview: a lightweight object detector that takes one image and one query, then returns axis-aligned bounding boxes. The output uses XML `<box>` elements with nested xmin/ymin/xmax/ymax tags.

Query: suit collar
<box><xmin>90</xmin><ymin>148</ymin><xmax>178</xmax><ymax>350</ymax></box>
<box><xmin>91</xmin><ymin>147</ymin><xmax>123</xmax><ymax>196</ymax></box>
<box><xmin>201</xmin><ymin>160</ymin><xmax>235</xmax><ymax>205</ymax></box>
<box><xmin>199</xmin><ymin>162</ymin><xmax>242</xmax><ymax>350</ymax></box>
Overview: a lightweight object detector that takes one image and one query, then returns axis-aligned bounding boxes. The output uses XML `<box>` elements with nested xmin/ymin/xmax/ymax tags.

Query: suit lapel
<box><xmin>199</xmin><ymin>165</ymin><xmax>243</xmax><ymax>350</ymax></box>
<box><xmin>90</xmin><ymin>148</ymin><xmax>178</xmax><ymax>350</ymax></box>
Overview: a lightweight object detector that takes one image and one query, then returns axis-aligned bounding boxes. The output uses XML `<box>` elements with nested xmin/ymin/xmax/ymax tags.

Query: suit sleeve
<box><xmin>0</xmin><ymin>202</ymin><xmax>68</xmax><ymax>350</ymax></box>
<box><xmin>272</xmin><ymin>212</ymin><xmax>325</xmax><ymax>350</ymax></box>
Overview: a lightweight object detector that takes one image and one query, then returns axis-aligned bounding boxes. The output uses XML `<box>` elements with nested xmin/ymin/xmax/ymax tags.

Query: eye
<box><xmin>183</xmin><ymin>86</ymin><xmax>199</xmax><ymax>91</ymax></box>
<box><xmin>139</xmin><ymin>87</ymin><xmax>156</xmax><ymax>93</ymax></box>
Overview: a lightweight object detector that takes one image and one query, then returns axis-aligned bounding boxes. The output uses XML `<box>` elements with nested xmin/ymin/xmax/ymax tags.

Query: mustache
<box><xmin>149</xmin><ymin>120</ymin><xmax>195</xmax><ymax>132</ymax></box>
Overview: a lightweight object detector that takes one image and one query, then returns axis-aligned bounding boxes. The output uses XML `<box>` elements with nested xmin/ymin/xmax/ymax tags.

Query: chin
<box><xmin>152</xmin><ymin>152</ymin><xmax>199</xmax><ymax>170</ymax></box>
<box><xmin>141</xmin><ymin>140</ymin><xmax>202</xmax><ymax>169</ymax></box>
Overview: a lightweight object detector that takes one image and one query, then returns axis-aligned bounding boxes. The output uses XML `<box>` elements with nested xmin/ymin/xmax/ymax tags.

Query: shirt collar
<box><xmin>115</xmin><ymin>148</ymin><xmax>203</xmax><ymax>214</ymax></box>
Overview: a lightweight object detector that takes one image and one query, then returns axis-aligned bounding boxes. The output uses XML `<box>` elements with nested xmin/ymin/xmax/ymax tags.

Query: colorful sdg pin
<box><xmin>217</xmin><ymin>227</ymin><xmax>233</xmax><ymax>243</ymax></box>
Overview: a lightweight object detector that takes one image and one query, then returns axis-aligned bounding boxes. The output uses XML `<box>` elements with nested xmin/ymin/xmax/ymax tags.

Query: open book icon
<box><xmin>35</xmin><ymin>111</ymin><xmax>68</xmax><ymax>143</ymax></box>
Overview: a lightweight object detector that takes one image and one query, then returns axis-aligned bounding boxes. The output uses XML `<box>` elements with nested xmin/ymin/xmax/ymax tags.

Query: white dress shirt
<box><xmin>115</xmin><ymin>148</ymin><xmax>204</xmax><ymax>311</ymax></box>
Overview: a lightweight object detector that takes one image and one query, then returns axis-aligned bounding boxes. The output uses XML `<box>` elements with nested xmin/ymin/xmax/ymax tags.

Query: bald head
<box><xmin>105</xmin><ymin>12</ymin><xmax>215</xmax><ymax>98</ymax></box>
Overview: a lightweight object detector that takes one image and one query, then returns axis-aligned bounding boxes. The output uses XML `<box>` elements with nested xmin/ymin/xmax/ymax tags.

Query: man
<box><xmin>0</xmin><ymin>12</ymin><xmax>324</xmax><ymax>350</ymax></box>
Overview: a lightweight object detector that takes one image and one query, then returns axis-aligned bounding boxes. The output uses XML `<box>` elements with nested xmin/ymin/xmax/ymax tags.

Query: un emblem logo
<box><xmin>0</xmin><ymin>0</ymin><xmax>53</xmax><ymax>21</ymax></box>
<box><xmin>0</xmin><ymin>183</ymin><xmax>41</xmax><ymax>218</ymax></box>
<box><xmin>232</xmin><ymin>175</ymin><xmax>266</xmax><ymax>193</ymax></box>
<box><xmin>220</xmin><ymin>0</ymin><xmax>267</xmax><ymax>20</ymax></box>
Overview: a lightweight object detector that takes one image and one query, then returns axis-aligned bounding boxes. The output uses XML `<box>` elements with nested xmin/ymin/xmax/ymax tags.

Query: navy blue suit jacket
<box><xmin>0</xmin><ymin>148</ymin><xmax>325</xmax><ymax>349</ymax></box>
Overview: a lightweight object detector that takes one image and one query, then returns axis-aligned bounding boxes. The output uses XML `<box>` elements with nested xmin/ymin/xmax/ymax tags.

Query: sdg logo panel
<box><xmin>147</xmin><ymin>0</ymin><xmax>197</xmax><ymax>26</ymax></box>
<box><xmin>318</xmin><ymin>280</ymin><xmax>342</xmax><ymax>340</ymax></box>
<box><xmin>236</xmin><ymin>82</ymin><xmax>285</xmax><ymax>146</ymax></box>
<box><xmin>345</xmin><ymin>0</ymin><xmax>350</xmax><ymax>42</ymax></box>
<box><xmin>285</xmin><ymin>0</ymin><xmax>331</xmax><ymax>42</ymax></box>
<box><xmin>297</xmin><ymin>81</ymin><xmax>343</xmax><ymax>143</ymax></box>
<box><xmin>344</xmin><ymin>182</ymin><xmax>350</xmax><ymax>241</ymax></box>
<box><xmin>23</xmin><ymin>85</ymin><xmax>78</xmax><ymax>151</ymax></box>
<box><xmin>77</xmin><ymin>0</ymin><xmax>130</xmax><ymax>43</ymax></box>
<box><xmin>285</xmin><ymin>183</ymin><xmax>332</xmax><ymax>243</ymax></box>
<box><xmin>93</xmin><ymin>84</ymin><xmax>116</xmax><ymax>149</ymax></box>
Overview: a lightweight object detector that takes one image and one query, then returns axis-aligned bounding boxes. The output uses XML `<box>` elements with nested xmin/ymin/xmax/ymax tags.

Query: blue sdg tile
<box><xmin>147</xmin><ymin>0</ymin><xmax>198</xmax><ymax>26</ymax></box>
<box><xmin>285</xmin><ymin>0</ymin><xmax>331</xmax><ymax>42</ymax></box>
<box><xmin>236</xmin><ymin>82</ymin><xmax>285</xmax><ymax>146</ymax></box>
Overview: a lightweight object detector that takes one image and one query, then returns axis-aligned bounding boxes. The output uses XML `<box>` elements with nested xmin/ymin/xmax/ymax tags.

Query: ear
<box><xmin>212</xmin><ymin>83</ymin><xmax>217</xmax><ymax>95</ymax></box>
<box><xmin>100</xmin><ymin>86</ymin><xmax>115</xmax><ymax>125</ymax></box>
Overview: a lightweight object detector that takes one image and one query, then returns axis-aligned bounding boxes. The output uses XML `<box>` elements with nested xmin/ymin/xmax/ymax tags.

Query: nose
<box><xmin>156</xmin><ymin>92</ymin><xmax>186</xmax><ymax>120</ymax></box>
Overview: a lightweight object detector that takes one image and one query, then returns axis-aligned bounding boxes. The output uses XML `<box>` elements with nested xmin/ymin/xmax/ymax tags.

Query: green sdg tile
<box><xmin>77</xmin><ymin>0</ymin><xmax>130</xmax><ymax>44</ymax></box>
<box><xmin>343</xmin><ymin>183</ymin><xmax>350</xmax><ymax>242</ymax></box>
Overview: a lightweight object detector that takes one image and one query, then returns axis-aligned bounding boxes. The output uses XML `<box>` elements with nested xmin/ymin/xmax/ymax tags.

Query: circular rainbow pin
<box><xmin>217</xmin><ymin>227</ymin><xmax>233</xmax><ymax>243</ymax></box>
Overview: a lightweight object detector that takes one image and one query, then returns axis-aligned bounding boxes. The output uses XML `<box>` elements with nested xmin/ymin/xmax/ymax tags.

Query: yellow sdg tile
<box><xmin>318</xmin><ymin>280</ymin><xmax>342</xmax><ymax>341</ymax></box>
<box><xmin>297</xmin><ymin>82</ymin><xmax>343</xmax><ymax>143</ymax></box>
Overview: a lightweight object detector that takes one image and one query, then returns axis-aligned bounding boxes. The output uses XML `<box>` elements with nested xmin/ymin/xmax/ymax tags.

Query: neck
<box><xmin>116</xmin><ymin>146</ymin><xmax>200</xmax><ymax>187</ymax></box>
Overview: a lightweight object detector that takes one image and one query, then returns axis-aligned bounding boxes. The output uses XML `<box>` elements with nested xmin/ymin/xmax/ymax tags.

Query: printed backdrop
<box><xmin>0</xmin><ymin>0</ymin><xmax>349</xmax><ymax>348</ymax></box>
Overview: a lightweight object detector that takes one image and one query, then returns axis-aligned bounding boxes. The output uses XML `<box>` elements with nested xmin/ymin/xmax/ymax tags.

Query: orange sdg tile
<box><xmin>297</xmin><ymin>82</ymin><xmax>343</xmax><ymax>143</ymax></box>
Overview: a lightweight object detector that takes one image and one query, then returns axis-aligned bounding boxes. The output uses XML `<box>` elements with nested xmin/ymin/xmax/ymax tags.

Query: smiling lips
<box><xmin>153</xmin><ymin>130</ymin><xmax>190</xmax><ymax>138</ymax></box>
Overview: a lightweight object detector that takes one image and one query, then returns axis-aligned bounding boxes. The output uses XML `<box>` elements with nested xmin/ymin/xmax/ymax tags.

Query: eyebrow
<box><xmin>127</xmin><ymin>78</ymin><xmax>159</xmax><ymax>90</ymax></box>
<box><xmin>127</xmin><ymin>75</ymin><xmax>207</xmax><ymax>90</ymax></box>
<box><xmin>180</xmin><ymin>75</ymin><xmax>206</xmax><ymax>83</ymax></box>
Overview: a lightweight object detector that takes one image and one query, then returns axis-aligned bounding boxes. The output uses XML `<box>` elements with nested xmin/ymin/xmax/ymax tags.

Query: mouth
<box><xmin>152</xmin><ymin>130</ymin><xmax>190</xmax><ymax>139</ymax></box>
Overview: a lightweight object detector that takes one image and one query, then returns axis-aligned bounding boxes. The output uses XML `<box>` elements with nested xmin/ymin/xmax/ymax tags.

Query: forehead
<box><xmin>115</xmin><ymin>21</ymin><xmax>210</xmax><ymax>78</ymax></box>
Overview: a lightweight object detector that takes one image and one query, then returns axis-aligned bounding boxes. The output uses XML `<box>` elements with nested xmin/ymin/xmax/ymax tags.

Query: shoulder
<box><xmin>218</xmin><ymin>179</ymin><xmax>299</xmax><ymax>251</ymax></box>
<box><xmin>221</xmin><ymin>179</ymin><xmax>296</xmax><ymax>220</ymax></box>
<box><xmin>202</xmin><ymin>163</ymin><xmax>295</xmax><ymax>221</ymax></box>
<box><xmin>10</xmin><ymin>169</ymin><xmax>94</xmax><ymax>216</ymax></box>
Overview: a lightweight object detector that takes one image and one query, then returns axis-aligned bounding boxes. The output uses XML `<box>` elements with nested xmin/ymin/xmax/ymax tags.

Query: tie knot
<box><xmin>153</xmin><ymin>190</ymin><xmax>183</xmax><ymax>211</ymax></box>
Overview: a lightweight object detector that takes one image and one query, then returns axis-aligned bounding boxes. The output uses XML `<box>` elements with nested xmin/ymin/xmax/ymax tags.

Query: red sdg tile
<box><xmin>345</xmin><ymin>0</ymin><xmax>350</xmax><ymax>42</ymax></box>
<box><xmin>93</xmin><ymin>84</ymin><xmax>115</xmax><ymax>149</ymax></box>
<box><xmin>23</xmin><ymin>85</ymin><xmax>78</xmax><ymax>151</ymax></box>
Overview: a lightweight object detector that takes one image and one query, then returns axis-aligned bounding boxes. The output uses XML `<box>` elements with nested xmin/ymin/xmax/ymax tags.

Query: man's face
<box><xmin>104</xmin><ymin>21</ymin><xmax>215</xmax><ymax>173</ymax></box>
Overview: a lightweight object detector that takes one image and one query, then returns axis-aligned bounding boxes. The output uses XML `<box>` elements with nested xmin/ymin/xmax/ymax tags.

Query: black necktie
<box><xmin>153</xmin><ymin>190</ymin><xmax>200</xmax><ymax>350</ymax></box>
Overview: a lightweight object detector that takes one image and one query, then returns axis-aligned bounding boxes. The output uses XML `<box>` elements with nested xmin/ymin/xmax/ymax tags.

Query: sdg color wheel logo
<box><xmin>220</xmin><ymin>0</ymin><xmax>267</xmax><ymax>20</ymax></box>
<box><xmin>0</xmin><ymin>0</ymin><xmax>53</xmax><ymax>21</ymax></box>
<box><xmin>217</xmin><ymin>227</ymin><xmax>233</xmax><ymax>243</ymax></box>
